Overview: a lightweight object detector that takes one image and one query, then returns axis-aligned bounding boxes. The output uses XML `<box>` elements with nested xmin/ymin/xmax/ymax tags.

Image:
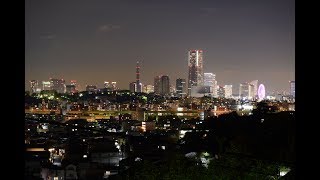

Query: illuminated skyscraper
<box><xmin>70</xmin><ymin>80</ymin><xmax>78</xmax><ymax>91</ymax></box>
<box><xmin>42</xmin><ymin>81</ymin><xmax>51</xmax><ymax>91</ymax></box>
<box><xmin>136</xmin><ymin>61</ymin><xmax>142</xmax><ymax>93</ymax></box>
<box><xmin>30</xmin><ymin>80</ymin><xmax>38</xmax><ymax>93</ymax></box>
<box><xmin>188</xmin><ymin>50</ymin><xmax>204</xmax><ymax>95</ymax></box>
<box><xmin>248</xmin><ymin>83</ymin><xmax>255</xmax><ymax>99</ymax></box>
<box><xmin>176</xmin><ymin>78</ymin><xmax>186</xmax><ymax>97</ymax></box>
<box><xmin>50</xmin><ymin>78</ymin><xmax>66</xmax><ymax>93</ymax></box>
<box><xmin>160</xmin><ymin>75</ymin><xmax>170</xmax><ymax>95</ymax></box>
<box><xmin>239</xmin><ymin>83</ymin><xmax>250</xmax><ymax>99</ymax></box>
<box><xmin>203</xmin><ymin>73</ymin><xmax>217</xmax><ymax>96</ymax></box>
<box><xmin>154</xmin><ymin>76</ymin><xmax>161</xmax><ymax>94</ymax></box>
<box><xmin>129</xmin><ymin>82</ymin><xmax>136</xmax><ymax>93</ymax></box>
<box><xmin>250</xmin><ymin>80</ymin><xmax>258</xmax><ymax>99</ymax></box>
<box><xmin>224</xmin><ymin>85</ymin><xmax>233</xmax><ymax>98</ymax></box>
<box><xmin>104</xmin><ymin>81</ymin><xmax>110</xmax><ymax>89</ymax></box>
<box><xmin>111</xmin><ymin>82</ymin><xmax>117</xmax><ymax>91</ymax></box>
<box><xmin>290</xmin><ymin>81</ymin><xmax>295</xmax><ymax>98</ymax></box>
<box><xmin>217</xmin><ymin>86</ymin><xmax>225</xmax><ymax>98</ymax></box>
<box><xmin>104</xmin><ymin>81</ymin><xmax>117</xmax><ymax>91</ymax></box>
<box><xmin>143</xmin><ymin>85</ymin><xmax>154</xmax><ymax>93</ymax></box>
<box><xmin>86</xmin><ymin>85</ymin><xmax>97</xmax><ymax>93</ymax></box>
<box><xmin>66</xmin><ymin>85</ymin><xmax>76</xmax><ymax>94</ymax></box>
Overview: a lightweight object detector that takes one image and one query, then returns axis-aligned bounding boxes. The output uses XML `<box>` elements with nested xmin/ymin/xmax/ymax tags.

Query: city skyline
<box><xmin>25</xmin><ymin>0</ymin><xmax>294</xmax><ymax>93</ymax></box>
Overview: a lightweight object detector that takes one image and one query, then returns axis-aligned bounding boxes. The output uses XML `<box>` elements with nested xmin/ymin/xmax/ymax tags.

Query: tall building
<box><xmin>136</xmin><ymin>61</ymin><xmax>142</xmax><ymax>93</ymax></box>
<box><xmin>217</xmin><ymin>86</ymin><xmax>225</xmax><ymax>98</ymax></box>
<box><xmin>50</xmin><ymin>78</ymin><xmax>66</xmax><ymax>93</ymax></box>
<box><xmin>176</xmin><ymin>78</ymin><xmax>187</xmax><ymax>97</ymax></box>
<box><xmin>104</xmin><ymin>81</ymin><xmax>110</xmax><ymax>89</ymax></box>
<box><xmin>224</xmin><ymin>85</ymin><xmax>233</xmax><ymax>98</ymax></box>
<box><xmin>66</xmin><ymin>85</ymin><xmax>76</xmax><ymax>94</ymax></box>
<box><xmin>86</xmin><ymin>85</ymin><xmax>97</xmax><ymax>93</ymax></box>
<box><xmin>160</xmin><ymin>75</ymin><xmax>170</xmax><ymax>95</ymax></box>
<box><xmin>290</xmin><ymin>81</ymin><xmax>295</xmax><ymax>98</ymax></box>
<box><xmin>250</xmin><ymin>80</ymin><xmax>258</xmax><ymax>99</ymax></box>
<box><xmin>30</xmin><ymin>80</ymin><xmax>38</xmax><ymax>93</ymax></box>
<box><xmin>129</xmin><ymin>82</ymin><xmax>136</xmax><ymax>93</ymax></box>
<box><xmin>111</xmin><ymin>82</ymin><xmax>117</xmax><ymax>91</ymax></box>
<box><xmin>143</xmin><ymin>85</ymin><xmax>154</xmax><ymax>93</ymax></box>
<box><xmin>188</xmin><ymin>50</ymin><xmax>204</xmax><ymax>95</ymax></box>
<box><xmin>70</xmin><ymin>80</ymin><xmax>78</xmax><ymax>91</ymax></box>
<box><xmin>248</xmin><ymin>83</ymin><xmax>255</xmax><ymax>99</ymax></box>
<box><xmin>71</xmin><ymin>80</ymin><xmax>77</xmax><ymax>86</ymax></box>
<box><xmin>203</xmin><ymin>73</ymin><xmax>217</xmax><ymax>96</ymax></box>
<box><xmin>42</xmin><ymin>81</ymin><xmax>52</xmax><ymax>91</ymax></box>
<box><xmin>239</xmin><ymin>83</ymin><xmax>250</xmax><ymax>99</ymax></box>
<box><xmin>154</xmin><ymin>76</ymin><xmax>161</xmax><ymax>94</ymax></box>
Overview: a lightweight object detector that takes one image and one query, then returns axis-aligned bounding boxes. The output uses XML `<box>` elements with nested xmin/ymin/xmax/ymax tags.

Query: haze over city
<box><xmin>25</xmin><ymin>0</ymin><xmax>294</xmax><ymax>93</ymax></box>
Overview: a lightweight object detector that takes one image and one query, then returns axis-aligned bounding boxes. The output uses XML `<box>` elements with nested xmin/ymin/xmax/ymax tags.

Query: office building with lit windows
<box><xmin>30</xmin><ymin>80</ymin><xmax>39</xmax><ymax>93</ymax></box>
<box><xmin>188</xmin><ymin>50</ymin><xmax>204</xmax><ymax>95</ymax></box>
<box><xmin>224</xmin><ymin>85</ymin><xmax>233</xmax><ymax>98</ymax></box>
<box><xmin>154</xmin><ymin>76</ymin><xmax>161</xmax><ymax>94</ymax></box>
<box><xmin>290</xmin><ymin>81</ymin><xmax>295</xmax><ymax>98</ymax></box>
<box><xmin>50</xmin><ymin>78</ymin><xmax>66</xmax><ymax>93</ymax></box>
<box><xmin>160</xmin><ymin>75</ymin><xmax>170</xmax><ymax>95</ymax></box>
<box><xmin>176</xmin><ymin>78</ymin><xmax>187</xmax><ymax>97</ymax></box>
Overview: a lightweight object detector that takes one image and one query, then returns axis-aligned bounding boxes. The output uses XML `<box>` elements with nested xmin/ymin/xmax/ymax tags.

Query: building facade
<box><xmin>203</xmin><ymin>73</ymin><xmax>217</xmax><ymax>96</ymax></box>
<box><xmin>154</xmin><ymin>76</ymin><xmax>161</xmax><ymax>94</ymax></box>
<box><xmin>176</xmin><ymin>78</ymin><xmax>187</xmax><ymax>97</ymax></box>
<box><xmin>239</xmin><ymin>83</ymin><xmax>250</xmax><ymax>99</ymax></box>
<box><xmin>160</xmin><ymin>75</ymin><xmax>170</xmax><ymax>95</ymax></box>
<box><xmin>249</xmin><ymin>80</ymin><xmax>258</xmax><ymax>99</ymax></box>
<box><xmin>50</xmin><ymin>78</ymin><xmax>66</xmax><ymax>93</ymax></box>
<box><xmin>143</xmin><ymin>85</ymin><xmax>154</xmax><ymax>93</ymax></box>
<box><xmin>30</xmin><ymin>80</ymin><xmax>39</xmax><ymax>93</ymax></box>
<box><xmin>129</xmin><ymin>82</ymin><xmax>136</xmax><ymax>93</ymax></box>
<box><xmin>188</xmin><ymin>50</ymin><xmax>204</xmax><ymax>95</ymax></box>
<box><xmin>136</xmin><ymin>61</ymin><xmax>142</xmax><ymax>93</ymax></box>
<box><xmin>42</xmin><ymin>81</ymin><xmax>52</xmax><ymax>91</ymax></box>
<box><xmin>224</xmin><ymin>85</ymin><xmax>233</xmax><ymax>98</ymax></box>
<box><xmin>290</xmin><ymin>81</ymin><xmax>295</xmax><ymax>98</ymax></box>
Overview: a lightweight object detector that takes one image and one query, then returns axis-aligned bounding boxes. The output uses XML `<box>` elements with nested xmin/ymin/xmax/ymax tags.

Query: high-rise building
<box><xmin>160</xmin><ymin>75</ymin><xmax>170</xmax><ymax>95</ymax></box>
<box><xmin>176</xmin><ymin>78</ymin><xmax>187</xmax><ymax>97</ymax></box>
<box><xmin>143</xmin><ymin>85</ymin><xmax>154</xmax><ymax>93</ymax></box>
<box><xmin>71</xmin><ymin>80</ymin><xmax>77</xmax><ymax>86</ymax></box>
<box><xmin>290</xmin><ymin>81</ymin><xmax>295</xmax><ymax>98</ymax></box>
<box><xmin>70</xmin><ymin>80</ymin><xmax>78</xmax><ymax>91</ymax></box>
<box><xmin>250</xmin><ymin>80</ymin><xmax>258</xmax><ymax>99</ymax></box>
<box><xmin>111</xmin><ymin>82</ymin><xmax>117</xmax><ymax>91</ymax></box>
<box><xmin>42</xmin><ymin>81</ymin><xmax>52</xmax><ymax>91</ymax></box>
<box><xmin>224</xmin><ymin>85</ymin><xmax>233</xmax><ymax>98</ymax></box>
<box><xmin>239</xmin><ymin>83</ymin><xmax>250</xmax><ymax>99</ymax></box>
<box><xmin>66</xmin><ymin>85</ymin><xmax>76</xmax><ymax>94</ymax></box>
<box><xmin>188</xmin><ymin>50</ymin><xmax>204</xmax><ymax>95</ymax></box>
<box><xmin>104</xmin><ymin>81</ymin><xmax>117</xmax><ymax>91</ymax></box>
<box><xmin>248</xmin><ymin>83</ymin><xmax>255</xmax><ymax>99</ymax></box>
<box><xmin>129</xmin><ymin>82</ymin><xmax>136</xmax><ymax>93</ymax></box>
<box><xmin>86</xmin><ymin>85</ymin><xmax>97</xmax><ymax>93</ymax></box>
<box><xmin>104</xmin><ymin>81</ymin><xmax>110</xmax><ymax>89</ymax></box>
<box><xmin>136</xmin><ymin>61</ymin><xmax>142</xmax><ymax>93</ymax></box>
<box><xmin>30</xmin><ymin>80</ymin><xmax>38</xmax><ymax>93</ymax></box>
<box><xmin>50</xmin><ymin>78</ymin><xmax>66</xmax><ymax>93</ymax></box>
<box><xmin>203</xmin><ymin>73</ymin><xmax>217</xmax><ymax>96</ymax></box>
<box><xmin>154</xmin><ymin>76</ymin><xmax>161</xmax><ymax>94</ymax></box>
<box><xmin>217</xmin><ymin>86</ymin><xmax>225</xmax><ymax>98</ymax></box>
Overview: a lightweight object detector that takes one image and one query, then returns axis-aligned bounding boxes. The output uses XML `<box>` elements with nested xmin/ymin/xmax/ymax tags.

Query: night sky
<box><xmin>25</xmin><ymin>0</ymin><xmax>294</xmax><ymax>94</ymax></box>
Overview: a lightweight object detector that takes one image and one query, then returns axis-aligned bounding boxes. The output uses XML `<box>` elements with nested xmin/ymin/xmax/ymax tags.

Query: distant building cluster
<box><xmin>28</xmin><ymin>50</ymin><xmax>294</xmax><ymax>102</ymax></box>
